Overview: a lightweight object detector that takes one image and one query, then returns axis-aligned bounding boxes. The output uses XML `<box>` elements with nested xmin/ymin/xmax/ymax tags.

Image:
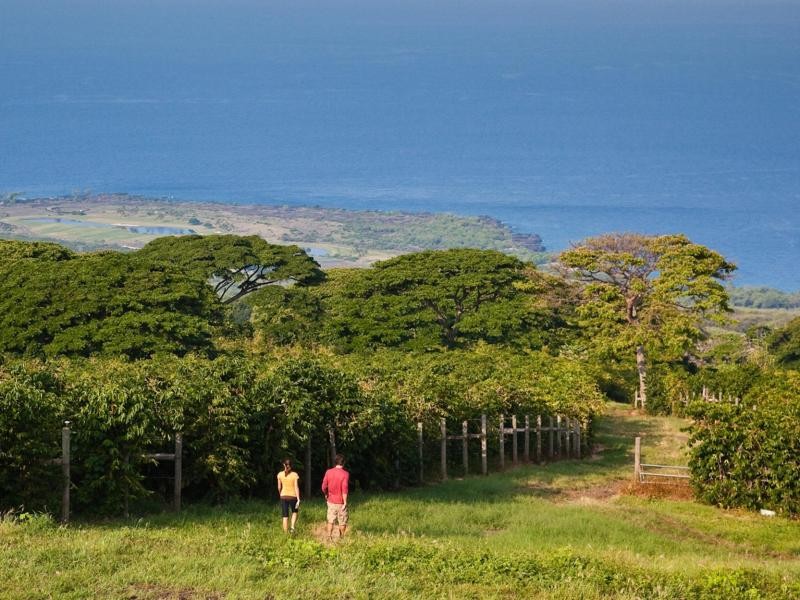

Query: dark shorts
<box><xmin>280</xmin><ymin>497</ymin><xmax>298</xmax><ymax>517</ymax></box>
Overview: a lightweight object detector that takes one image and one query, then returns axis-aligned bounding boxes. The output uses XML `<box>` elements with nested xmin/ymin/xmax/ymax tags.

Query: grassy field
<box><xmin>2</xmin><ymin>404</ymin><xmax>799</xmax><ymax>599</ymax></box>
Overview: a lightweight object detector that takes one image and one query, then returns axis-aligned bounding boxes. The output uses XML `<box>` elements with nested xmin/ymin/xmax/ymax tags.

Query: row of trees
<box><xmin>1</xmin><ymin>232</ymin><xmax>738</xmax><ymax>404</ymax></box>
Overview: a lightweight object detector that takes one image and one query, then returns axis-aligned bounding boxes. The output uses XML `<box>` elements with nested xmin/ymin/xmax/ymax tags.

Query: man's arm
<box><xmin>321</xmin><ymin>472</ymin><xmax>329</xmax><ymax>498</ymax></box>
<box><xmin>342</xmin><ymin>472</ymin><xmax>349</xmax><ymax>507</ymax></box>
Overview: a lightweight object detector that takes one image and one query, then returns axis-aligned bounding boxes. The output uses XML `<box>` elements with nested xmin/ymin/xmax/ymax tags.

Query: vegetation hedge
<box><xmin>0</xmin><ymin>350</ymin><xmax>602</xmax><ymax>516</ymax></box>
<box><xmin>687</xmin><ymin>369</ymin><xmax>800</xmax><ymax>515</ymax></box>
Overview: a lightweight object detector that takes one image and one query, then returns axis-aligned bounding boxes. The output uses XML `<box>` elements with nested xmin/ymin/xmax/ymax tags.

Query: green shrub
<box><xmin>687</xmin><ymin>370</ymin><xmax>800</xmax><ymax>515</ymax></box>
<box><xmin>0</xmin><ymin>361</ymin><xmax>64</xmax><ymax>511</ymax></box>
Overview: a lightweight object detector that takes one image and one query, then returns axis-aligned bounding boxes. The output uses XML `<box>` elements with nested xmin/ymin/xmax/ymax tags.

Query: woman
<box><xmin>276</xmin><ymin>458</ymin><xmax>300</xmax><ymax>533</ymax></box>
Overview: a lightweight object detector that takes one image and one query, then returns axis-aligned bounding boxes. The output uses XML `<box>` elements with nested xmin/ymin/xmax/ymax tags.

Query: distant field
<box><xmin>0</xmin><ymin>194</ymin><xmax>548</xmax><ymax>267</ymax></box>
<box><xmin>3</xmin><ymin>404</ymin><xmax>798</xmax><ymax>599</ymax></box>
<box><xmin>731</xmin><ymin>307</ymin><xmax>800</xmax><ymax>331</ymax></box>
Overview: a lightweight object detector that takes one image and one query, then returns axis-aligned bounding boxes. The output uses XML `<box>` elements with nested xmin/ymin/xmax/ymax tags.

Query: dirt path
<box><xmin>519</xmin><ymin>402</ymin><xmax>693</xmax><ymax>505</ymax></box>
<box><xmin>311</xmin><ymin>522</ymin><xmax>348</xmax><ymax>545</ymax></box>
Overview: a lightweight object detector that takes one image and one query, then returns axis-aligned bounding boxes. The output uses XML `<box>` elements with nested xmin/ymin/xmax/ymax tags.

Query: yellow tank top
<box><xmin>278</xmin><ymin>470</ymin><xmax>299</xmax><ymax>498</ymax></box>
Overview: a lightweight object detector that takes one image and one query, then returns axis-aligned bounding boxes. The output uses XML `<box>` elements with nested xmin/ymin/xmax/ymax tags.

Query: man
<box><xmin>321</xmin><ymin>453</ymin><xmax>349</xmax><ymax>541</ymax></box>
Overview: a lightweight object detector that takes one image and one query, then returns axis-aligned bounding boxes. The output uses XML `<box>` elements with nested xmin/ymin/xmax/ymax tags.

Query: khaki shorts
<box><xmin>326</xmin><ymin>502</ymin><xmax>349</xmax><ymax>525</ymax></box>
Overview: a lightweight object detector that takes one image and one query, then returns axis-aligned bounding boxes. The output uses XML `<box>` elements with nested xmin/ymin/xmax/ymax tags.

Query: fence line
<box><xmin>43</xmin><ymin>412</ymin><xmax>588</xmax><ymax>522</ymax></box>
<box><xmin>437</xmin><ymin>413</ymin><xmax>584</xmax><ymax>480</ymax></box>
<box><xmin>679</xmin><ymin>387</ymin><xmax>741</xmax><ymax>406</ymax></box>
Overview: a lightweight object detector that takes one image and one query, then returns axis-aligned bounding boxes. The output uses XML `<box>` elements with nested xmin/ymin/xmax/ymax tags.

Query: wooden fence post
<box><xmin>174</xmin><ymin>433</ymin><xmax>182</xmax><ymax>511</ymax></box>
<box><xmin>440</xmin><ymin>418</ymin><xmax>447</xmax><ymax>481</ymax></box>
<box><xmin>499</xmin><ymin>414</ymin><xmax>505</xmax><ymax>469</ymax></box>
<box><xmin>564</xmin><ymin>417</ymin><xmax>571</xmax><ymax>458</ymax></box>
<box><xmin>480</xmin><ymin>414</ymin><xmax>488</xmax><ymax>476</ymax></box>
<box><xmin>574</xmin><ymin>421</ymin><xmax>581</xmax><ymax>459</ymax></box>
<box><xmin>462</xmin><ymin>421</ymin><xmax>469</xmax><ymax>475</ymax></box>
<box><xmin>524</xmin><ymin>416</ymin><xmax>530</xmax><ymax>462</ymax></box>
<box><xmin>305</xmin><ymin>437</ymin><xmax>312</xmax><ymax>499</ymax></box>
<box><xmin>548</xmin><ymin>416</ymin><xmax>554</xmax><ymax>458</ymax></box>
<box><xmin>418</xmin><ymin>422</ymin><xmax>424</xmax><ymax>483</ymax></box>
<box><xmin>556</xmin><ymin>415</ymin><xmax>562</xmax><ymax>457</ymax></box>
<box><xmin>536</xmin><ymin>415</ymin><xmax>542</xmax><ymax>463</ymax></box>
<box><xmin>123</xmin><ymin>452</ymin><xmax>130</xmax><ymax>518</ymax></box>
<box><xmin>634</xmin><ymin>436</ymin><xmax>641</xmax><ymax>483</ymax></box>
<box><xmin>511</xmin><ymin>415</ymin><xmax>518</xmax><ymax>464</ymax></box>
<box><xmin>61</xmin><ymin>422</ymin><xmax>70</xmax><ymax>524</ymax></box>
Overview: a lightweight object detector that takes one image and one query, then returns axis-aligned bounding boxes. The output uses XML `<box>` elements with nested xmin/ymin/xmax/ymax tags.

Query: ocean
<box><xmin>1</xmin><ymin>0</ymin><xmax>798</xmax><ymax>288</ymax></box>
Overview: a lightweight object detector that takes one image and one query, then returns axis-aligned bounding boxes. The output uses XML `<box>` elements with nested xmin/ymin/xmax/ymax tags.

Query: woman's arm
<box><xmin>277</xmin><ymin>475</ymin><xmax>283</xmax><ymax>496</ymax></box>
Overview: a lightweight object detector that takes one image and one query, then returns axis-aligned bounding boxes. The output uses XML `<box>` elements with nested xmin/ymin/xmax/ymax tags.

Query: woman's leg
<box><xmin>281</xmin><ymin>500</ymin><xmax>290</xmax><ymax>532</ymax></box>
<box><xmin>290</xmin><ymin>510</ymin><xmax>298</xmax><ymax>530</ymax></box>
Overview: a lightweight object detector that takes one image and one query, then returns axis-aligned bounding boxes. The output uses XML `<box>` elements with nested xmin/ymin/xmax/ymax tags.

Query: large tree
<box><xmin>324</xmin><ymin>249</ymin><xmax>535</xmax><ymax>350</ymax></box>
<box><xmin>558</xmin><ymin>233</ymin><xmax>735</xmax><ymax>408</ymax></box>
<box><xmin>0</xmin><ymin>236</ymin><xmax>323</xmax><ymax>358</ymax></box>
<box><xmin>0</xmin><ymin>250</ymin><xmax>219</xmax><ymax>358</ymax></box>
<box><xmin>136</xmin><ymin>235</ymin><xmax>323</xmax><ymax>304</ymax></box>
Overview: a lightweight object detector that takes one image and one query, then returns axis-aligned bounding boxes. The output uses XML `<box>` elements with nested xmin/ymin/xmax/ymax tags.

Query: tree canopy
<box><xmin>0</xmin><ymin>236</ymin><xmax>322</xmax><ymax>359</ymax></box>
<box><xmin>0</xmin><ymin>250</ymin><xmax>219</xmax><ymax>359</ymax></box>
<box><xmin>0</xmin><ymin>239</ymin><xmax>76</xmax><ymax>264</ymax></box>
<box><xmin>136</xmin><ymin>235</ymin><xmax>323</xmax><ymax>303</ymax></box>
<box><xmin>322</xmin><ymin>249</ymin><xmax>537</xmax><ymax>350</ymax></box>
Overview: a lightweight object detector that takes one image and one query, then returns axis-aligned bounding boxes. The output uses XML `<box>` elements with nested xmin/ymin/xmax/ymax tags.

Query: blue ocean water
<box><xmin>1</xmin><ymin>1</ymin><xmax>798</xmax><ymax>288</ymax></box>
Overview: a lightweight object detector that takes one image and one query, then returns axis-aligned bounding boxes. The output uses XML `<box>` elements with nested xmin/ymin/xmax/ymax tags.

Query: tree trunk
<box><xmin>636</xmin><ymin>345</ymin><xmax>647</xmax><ymax>409</ymax></box>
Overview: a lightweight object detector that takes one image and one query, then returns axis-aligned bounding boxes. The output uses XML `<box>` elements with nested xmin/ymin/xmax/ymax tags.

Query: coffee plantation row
<box><xmin>0</xmin><ymin>349</ymin><xmax>604</xmax><ymax>515</ymax></box>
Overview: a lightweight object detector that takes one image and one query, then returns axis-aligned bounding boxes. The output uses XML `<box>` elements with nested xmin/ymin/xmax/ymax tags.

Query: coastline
<box><xmin>0</xmin><ymin>193</ymin><xmax>549</xmax><ymax>268</ymax></box>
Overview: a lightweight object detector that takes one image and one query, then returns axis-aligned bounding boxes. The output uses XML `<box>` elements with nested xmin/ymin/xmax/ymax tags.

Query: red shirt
<box><xmin>321</xmin><ymin>466</ymin><xmax>349</xmax><ymax>504</ymax></box>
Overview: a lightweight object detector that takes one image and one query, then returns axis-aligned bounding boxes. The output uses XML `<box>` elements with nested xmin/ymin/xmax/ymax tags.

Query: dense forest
<box><xmin>1</xmin><ymin>233</ymin><xmax>799</xmax><ymax>516</ymax></box>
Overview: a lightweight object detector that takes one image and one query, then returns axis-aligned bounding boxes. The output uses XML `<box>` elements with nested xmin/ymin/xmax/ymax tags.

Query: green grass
<box><xmin>2</xmin><ymin>403</ymin><xmax>799</xmax><ymax>599</ymax></box>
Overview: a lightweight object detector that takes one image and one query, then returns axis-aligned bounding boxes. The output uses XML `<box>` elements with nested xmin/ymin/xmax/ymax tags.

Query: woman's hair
<box><xmin>282</xmin><ymin>458</ymin><xmax>292</xmax><ymax>472</ymax></box>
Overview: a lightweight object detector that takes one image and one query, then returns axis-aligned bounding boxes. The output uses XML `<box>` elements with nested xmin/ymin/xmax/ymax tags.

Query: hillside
<box><xmin>3</xmin><ymin>403</ymin><xmax>798</xmax><ymax>599</ymax></box>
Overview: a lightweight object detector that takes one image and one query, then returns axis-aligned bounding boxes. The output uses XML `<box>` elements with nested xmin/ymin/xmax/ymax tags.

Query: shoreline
<box><xmin>2</xmin><ymin>191</ymin><xmax>798</xmax><ymax>293</ymax></box>
<box><xmin>0</xmin><ymin>193</ymin><xmax>548</xmax><ymax>269</ymax></box>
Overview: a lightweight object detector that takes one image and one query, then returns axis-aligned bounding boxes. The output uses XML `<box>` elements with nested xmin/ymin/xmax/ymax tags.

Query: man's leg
<box><xmin>326</xmin><ymin>503</ymin><xmax>335</xmax><ymax>540</ymax></box>
<box><xmin>338</xmin><ymin>504</ymin><xmax>349</xmax><ymax>539</ymax></box>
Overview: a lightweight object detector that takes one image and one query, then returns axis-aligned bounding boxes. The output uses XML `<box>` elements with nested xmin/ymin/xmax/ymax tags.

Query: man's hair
<box><xmin>334</xmin><ymin>453</ymin><xmax>345</xmax><ymax>466</ymax></box>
